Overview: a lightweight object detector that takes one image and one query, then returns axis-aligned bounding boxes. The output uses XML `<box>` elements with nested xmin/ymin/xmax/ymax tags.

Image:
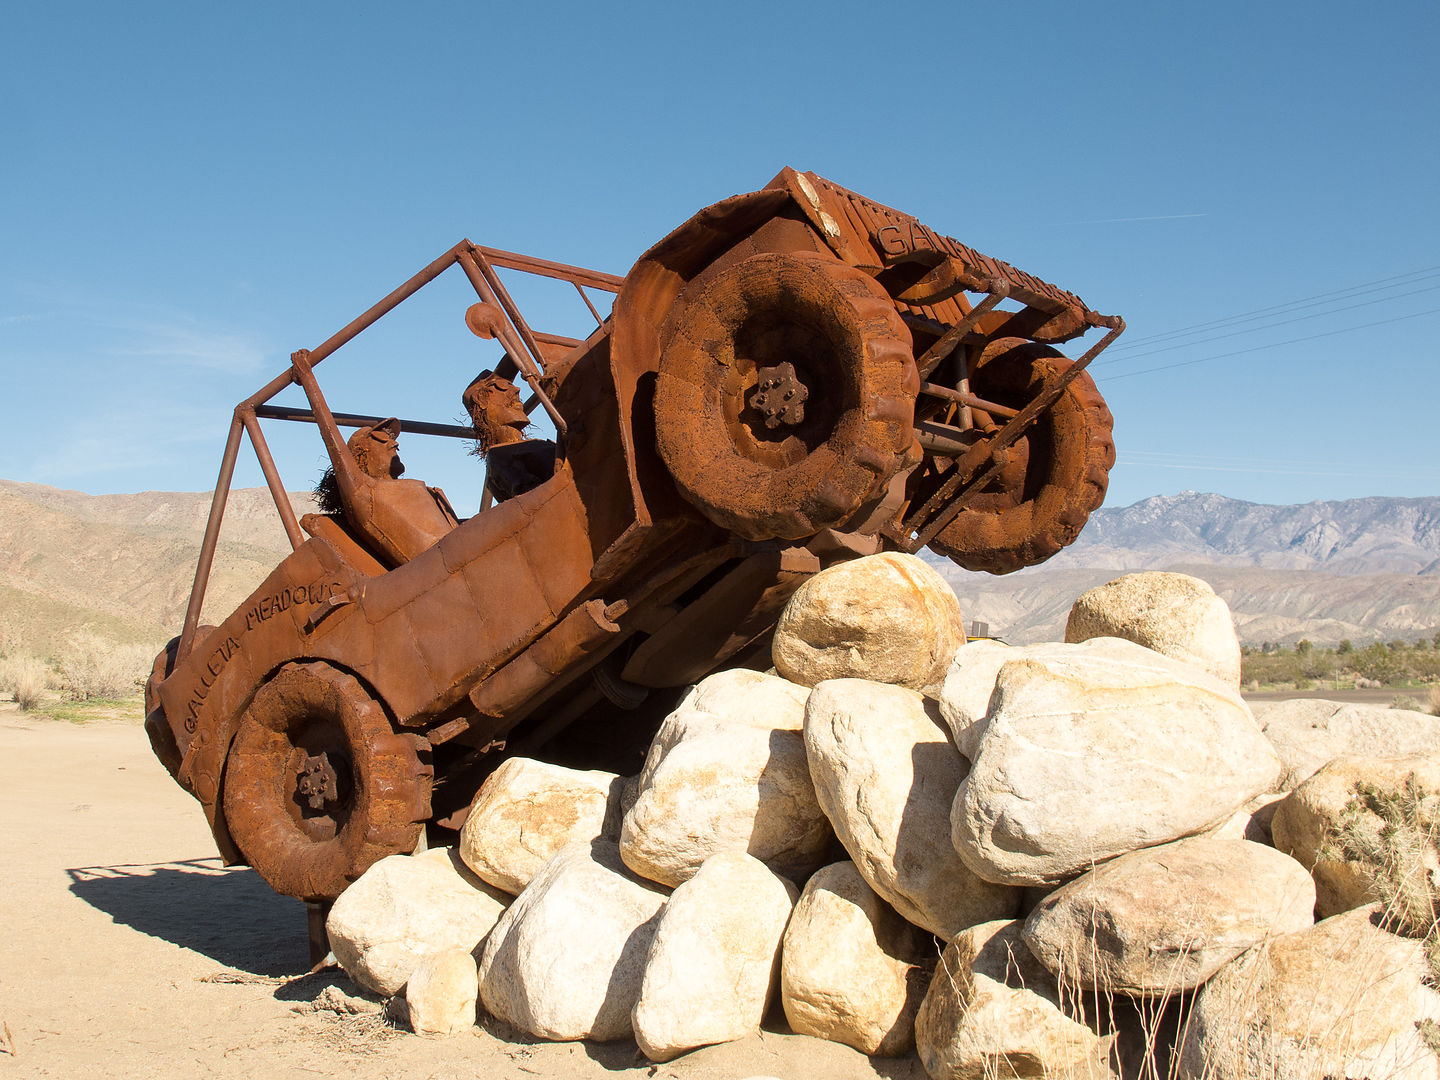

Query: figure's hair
<box><xmin>314</xmin><ymin>466</ymin><xmax>343</xmax><ymax>515</ymax></box>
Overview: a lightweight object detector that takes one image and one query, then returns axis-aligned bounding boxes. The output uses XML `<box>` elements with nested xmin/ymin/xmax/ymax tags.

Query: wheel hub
<box><xmin>748</xmin><ymin>362</ymin><xmax>809</xmax><ymax>429</ymax></box>
<box><xmin>296</xmin><ymin>750</ymin><xmax>346</xmax><ymax>813</ymax></box>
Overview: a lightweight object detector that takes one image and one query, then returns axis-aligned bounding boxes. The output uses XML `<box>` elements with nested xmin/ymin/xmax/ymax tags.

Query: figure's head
<box><xmin>347</xmin><ymin>418</ymin><xmax>404</xmax><ymax>479</ymax></box>
<box><xmin>463</xmin><ymin>371</ymin><xmax>529</xmax><ymax>451</ymax></box>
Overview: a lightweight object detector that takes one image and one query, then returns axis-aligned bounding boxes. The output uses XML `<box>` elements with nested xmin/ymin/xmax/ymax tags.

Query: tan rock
<box><xmin>936</xmin><ymin>638</ymin><xmax>1015</xmax><ymax>760</ymax></box>
<box><xmin>772</xmin><ymin>552</ymin><xmax>965</xmax><ymax>692</ymax></box>
<box><xmin>1198</xmin><ymin>791</ymin><xmax>1286</xmax><ymax>845</ymax></box>
<box><xmin>325</xmin><ymin>848</ymin><xmax>509</xmax><ymax>997</ymax></box>
<box><xmin>458</xmin><ymin>757</ymin><xmax>623</xmax><ymax>896</ymax></box>
<box><xmin>915</xmin><ymin>920</ymin><xmax>1114</xmax><ymax>1080</ymax></box>
<box><xmin>1022</xmin><ymin>837</ymin><xmax>1315</xmax><ymax>995</ymax></box>
<box><xmin>953</xmin><ymin>637</ymin><xmax>1281</xmax><ymax>886</ymax></box>
<box><xmin>804</xmin><ymin>679</ymin><xmax>1019</xmax><ymax>938</ymax></box>
<box><xmin>404</xmin><ymin>949</ymin><xmax>478</xmax><ymax>1036</ymax></box>
<box><xmin>1252</xmin><ymin>697</ymin><xmax>1440</xmax><ymax>789</ymax></box>
<box><xmin>620</xmin><ymin>670</ymin><xmax>830</xmax><ymax>888</ymax></box>
<box><xmin>477</xmin><ymin>841</ymin><xmax>667</xmax><ymax>1042</ymax></box>
<box><xmin>1065</xmin><ymin>571</ymin><xmax>1241</xmax><ymax>687</ymax></box>
<box><xmin>675</xmin><ymin>665</ymin><xmax>812</xmax><ymax>726</ymax></box>
<box><xmin>1270</xmin><ymin>752</ymin><xmax>1440</xmax><ymax>919</ymax></box>
<box><xmin>632</xmin><ymin>852</ymin><xmax>796</xmax><ymax>1062</ymax></box>
<box><xmin>1178</xmin><ymin>906</ymin><xmax>1440</xmax><ymax>1080</ymax></box>
<box><xmin>780</xmin><ymin>861</ymin><xmax>929</xmax><ymax>1058</ymax></box>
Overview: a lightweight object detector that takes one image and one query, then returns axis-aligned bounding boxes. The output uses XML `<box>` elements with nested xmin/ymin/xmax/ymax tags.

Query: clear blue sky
<box><xmin>3</xmin><ymin>1</ymin><xmax>1437</xmax><ymax>514</ymax></box>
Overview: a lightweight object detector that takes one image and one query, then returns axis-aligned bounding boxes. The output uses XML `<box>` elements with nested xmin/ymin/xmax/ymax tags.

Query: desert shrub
<box><xmin>1414</xmin><ymin>653</ymin><xmax>1440</xmax><ymax>681</ymax></box>
<box><xmin>1299</xmin><ymin>650</ymin><xmax>1334</xmax><ymax>681</ymax></box>
<box><xmin>0</xmin><ymin>651</ymin><xmax>50</xmax><ymax>710</ymax></box>
<box><xmin>1356</xmin><ymin>641</ymin><xmax>1403</xmax><ymax>684</ymax></box>
<box><xmin>1392</xmin><ymin>694</ymin><xmax>1425</xmax><ymax>711</ymax></box>
<box><xmin>55</xmin><ymin>632</ymin><xmax>152</xmax><ymax>701</ymax></box>
<box><xmin>1429</xmin><ymin>685</ymin><xmax>1440</xmax><ymax>718</ymax></box>
<box><xmin>1239</xmin><ymin>650</ymin><xmax>1305</xmax><ymax>686</ymax></box>
<box><xmin>1327</xmin><ymin>776</ymin><xmax>1439</xmax><ymax>982</ymax></box>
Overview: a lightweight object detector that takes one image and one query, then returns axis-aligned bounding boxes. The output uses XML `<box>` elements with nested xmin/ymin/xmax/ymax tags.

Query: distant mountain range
<box><xmin>2</xmin><ymin>480</ymin><xmax>1437</xmax><ymax>657</ymax></box>
<box><xmin>927</xmin><ymin>493</ymin><xmax>1440</xmax><ymax>646</ymax></box>
<box><xmin>1029</xmin><ymin>492</ymin><xmax>1440</xmax><ymax>575</ymax></box>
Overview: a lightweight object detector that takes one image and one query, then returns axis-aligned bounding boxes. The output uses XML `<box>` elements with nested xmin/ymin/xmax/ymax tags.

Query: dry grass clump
<box><xmin>1428</xmin><ymin>684</ymin><xmax>1440</xmax><ymax>717</ymax></box>
<box><xmin>0</xmin><ymin>650</ymin><xmax>51</xmax><ymax>711</ymax></box>
<box><xmin>293</xmin><ymin>984</ymin><xmax>402</xmax><ymax>1055</ymax></box>
<box><xmin>54</xmin><ymin>631</ymin><xmax>151</xmax><ymax>701</ymax></box>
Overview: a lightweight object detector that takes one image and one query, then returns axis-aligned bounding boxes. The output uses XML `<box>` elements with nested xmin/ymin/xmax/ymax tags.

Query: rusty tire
<box><xmin>654</xmin><ymin>250</ymin><xmax>918</xmax><ymax>541</ymax></box>
<box><xmin>221</xmin><ymin>662</ymin><xmax>432</xmax><ymax>902</ymax></box>
<box><xmin>927</xmin><ymin>340</ymin><xmax>1114</xmax><ymax>574</ymax></box>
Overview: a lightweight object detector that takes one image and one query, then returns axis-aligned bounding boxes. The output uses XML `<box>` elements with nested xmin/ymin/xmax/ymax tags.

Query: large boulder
<box><xmin>779</xmin><ymin>861</ymin><xmax>929</xmax><ymax>1058</ymax></box>
<box><xmin>936</xmin><ymin>638</ymin><xmax>1016</xmax><ymax>760</ymax></box>
<box><xmin>1065</xmin><ymin>571</ymin><xmax>1241</xmax><ymax>687</ymax></box>
<box><xmin>404</xmin><ymin>949</ymin><xmax>478</xmax><ymax>1036</ymax></box>
<box><xmin>458</xmin><ymin>757</ymin><xmax>623</xmax><ymax>895</ymax></box>
<box><xmin>1270</xmin><ymin>752</ymin><xmax>1440</xmax><ymax>920</ymax></box>
<box><xmin>477</xmin><ymin>841</ymin><xmax>667</xmax><ymax>1042</ymax></box>
<box><xmin>952</xmin><ymin>637</ymin><xmax>1281</xmax><ymax>886</ymax></box>
<box><xmin>1022</xmin><ymin>837</ymin><xmax>1315</xmax><ymax>995</ymax></box>
<box><xmin>915</xmin><ymin>919</ymin><xmax>1114</xmax><ymax>1080</ymax></box>
<box><xmin>772</xmin><ymin>552</ymin><xmax>965</xmax><ymax>692</ymax></box>
<box><xmin>1251</xmin><ymin>698</ymin><xmax>1440</xmax><ymax>790</ymax></box>
<box><xmin>325</xmin><ymin>848</ymin><xmax>509</xmax><ymax>996</ymax></box>
<box><xmin>620</xmin><ymin>669</ymin><xmax>830</xmax><ymax>888</ymax></box>
<box><xmin>804</xmin><ymin>679</ymin><xmax>1020</xmax><ymax>938</ymax></box>
<box><xmin>1178</xmin><ymin>906</ymin><xmax>1440</xmax><ymax>1080</ymax></box>
<box><xmin>632</xmin><ymin>852</ymin><xmax>796</xmax><ymax>1062</ymax></box>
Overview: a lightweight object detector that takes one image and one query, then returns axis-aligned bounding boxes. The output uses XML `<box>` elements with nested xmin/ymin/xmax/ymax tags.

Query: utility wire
<box><xmin>1105</xmin><ymin>265</ymin><xmax>1440</xmax><ymax>351</ymax></box>
<box><xmin>1097</xmin><ymin>282</ymin><xmax>1440</xmax><ymax>366</ymax></box>
<box><xmin>1104</xmin><ymin>307</ymin><xmax>1440</xmax><ymax>381</ymax></box>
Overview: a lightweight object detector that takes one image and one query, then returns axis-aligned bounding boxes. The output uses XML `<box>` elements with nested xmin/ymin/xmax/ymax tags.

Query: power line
<box><xmin>1105</xmin><ymin>265</ymin><xmax>1440</xmax><ymax>351</ymax></box>
<box><xmin>1104</xmin><ymin>307</ymin><xmax>1440</xmax><ymax>381</ymax></box>
<box><xmin>1097</xmin><ymin>282</ymin><xmax>1440</xmax><ymax>366</ymax></box>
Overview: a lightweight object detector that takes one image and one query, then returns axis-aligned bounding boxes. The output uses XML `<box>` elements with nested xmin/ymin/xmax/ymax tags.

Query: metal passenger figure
<box><xmin>463</xmin><ymin>370</ymin><xmax>557</xmax><ymax>503</ymax></box>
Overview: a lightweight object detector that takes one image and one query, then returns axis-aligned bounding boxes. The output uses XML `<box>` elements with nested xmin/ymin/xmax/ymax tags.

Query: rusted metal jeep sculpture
<box><xmin>145</xmin><ymin>169</ymin><xmax>1124</xmax><ymax>905</ymax></box>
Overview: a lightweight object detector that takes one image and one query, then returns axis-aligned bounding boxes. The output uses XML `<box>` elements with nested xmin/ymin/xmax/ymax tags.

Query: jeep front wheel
<box><xmin>221</xmin><ymin>662</ymin><xmax>432</xmax><ymax>901</ymax></box>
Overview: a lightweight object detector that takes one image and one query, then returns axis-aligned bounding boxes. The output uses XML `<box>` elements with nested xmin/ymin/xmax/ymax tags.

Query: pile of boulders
<box><xmin>324</xmin><ymin>555</ymin><xmax>1440</xmax><ymax>1079</ymax></box>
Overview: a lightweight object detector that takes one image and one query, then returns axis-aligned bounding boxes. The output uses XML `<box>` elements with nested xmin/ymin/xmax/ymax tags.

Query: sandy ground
<box><xmin>0</xmin><ymin>705</ymin><xmax>923</xmax><ymax>1080</ymax></box>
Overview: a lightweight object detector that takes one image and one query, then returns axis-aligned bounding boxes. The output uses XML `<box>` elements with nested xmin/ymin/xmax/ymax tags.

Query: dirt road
<box><xmin>0</xmin><ymin>706</ymin><xmax>917</xmax><ymax>1080</ymax></box>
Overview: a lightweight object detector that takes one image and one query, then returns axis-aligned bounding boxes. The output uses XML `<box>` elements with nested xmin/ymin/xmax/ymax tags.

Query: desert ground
<box><xmin>0</xmin><ymin>703</ymin><xmax>924</xmax><ymax>1080</ymax></box>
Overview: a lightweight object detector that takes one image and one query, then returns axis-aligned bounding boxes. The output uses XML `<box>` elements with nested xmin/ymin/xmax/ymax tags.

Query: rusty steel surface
<box><xmin>145</xmin><ymin>170</ymin><xmax>1125</xmax><ymax>903</ymax></box>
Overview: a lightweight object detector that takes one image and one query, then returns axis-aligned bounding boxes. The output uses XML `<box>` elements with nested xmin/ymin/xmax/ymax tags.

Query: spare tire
<box><xmin>654</xmin><ymin>250</ymin><xmax>918</xmax><ymax>541</ymax></box>
<box><xmin>221</xmin><ymin>662</ymin><xmax>432</xmax><ymax>901</ymax></box>
<box><xmin>926</xmin><ymin>339</ymin><xmax>1115</xmax><ymax>574</ymax></box>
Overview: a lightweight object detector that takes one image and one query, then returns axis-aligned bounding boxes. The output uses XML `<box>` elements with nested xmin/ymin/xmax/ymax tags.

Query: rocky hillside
<box><xmin>940</xmin><ymin>562</ymin><xmax>1440</xmax><ymax>648</ymax></box>
<box><xmin>3</xmin><ymin>479</ymin><xmax>1438</xmax><ymax>657</ymax></box>
<box><xmin>0</xmin><ymin>479</ymin><xmax>309</xmax><ymax>657</ymax></box>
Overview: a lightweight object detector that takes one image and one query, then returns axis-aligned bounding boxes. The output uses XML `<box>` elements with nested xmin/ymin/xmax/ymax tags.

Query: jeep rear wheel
<box><xmin>221</xmin><ymin>662</ymin><xmax>432</xmax><ymax>901</ymax></box>
<box><xmin>654</xmin><ymin>250</ymin><xmax>919</xmax><ymax>541</ymax></box>
<box><xmin>925</xmin><ymin>339</ymin><xmax>1115</xmax><ymax>574</ymax></box>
